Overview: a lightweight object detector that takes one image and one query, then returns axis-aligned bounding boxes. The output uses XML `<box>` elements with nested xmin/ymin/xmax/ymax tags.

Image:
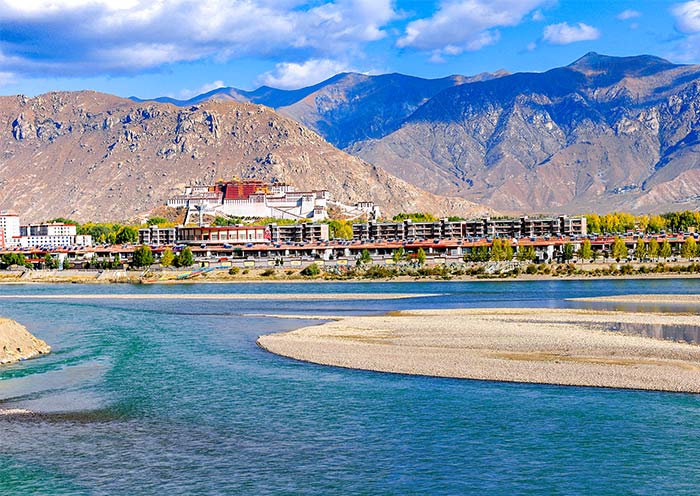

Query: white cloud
<box><xmin>0</xmin><ymin>71</ymin><xmax>16</xmax><ymax>88</ymax></box>
<box><xmin>397</xmin><ymin>0</ymin><xmax>547</xmax><ymax>59</ymax></box>
<box><xmin>532</xmin><ymin>10</ymin><xmax>544</xmax><ymax>21</ymax></box>
<box><xmin>176</xmin><ymin>80</ymin><xmax>226</xmax><ymax>100</ymax></box>
<box><xmin>527</xmin><ymin>41</ymin><xmax>537</xmax><ymax>51</ymax></box>
<box><xmin>616</xmin><ymin>9</ymin><xmax>641</xmax><ymax>21</ymax></box>
<box><xmin>258</xmin><ymin>59</ymin><xmax>354</xmax><ymax>89</ymax></box>
<box><xmin>0</xmin><ymin>0</ymin><xmax>397</xmax><ymax>77</ymax></box>
<box><xmin>672</xmin><ymin>1</ymin><xmax>700</xmax><ymax>33</ymax></box>
<box><xmin>542</xmin><ymin>22</ymin><xmax>600</xmax><ymax>45</ymax></box>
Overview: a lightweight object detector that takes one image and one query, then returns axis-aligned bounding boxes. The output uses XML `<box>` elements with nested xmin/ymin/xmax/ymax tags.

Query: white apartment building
<box><xmin>16</xmin><ymin>223</ymin><xmax>92</xmax><ymax>248</ymax></box>
<box><xmin>0</xmin><ymin>211</ymin><xmax>21</xmax><ymax>248</ymax></box>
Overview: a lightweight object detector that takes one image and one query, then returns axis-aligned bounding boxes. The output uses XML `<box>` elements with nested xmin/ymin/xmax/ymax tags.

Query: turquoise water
<box><xmin>1</xmin><ymin>279</ymin><xmax>700</xmax><ymax>495</ymax></box>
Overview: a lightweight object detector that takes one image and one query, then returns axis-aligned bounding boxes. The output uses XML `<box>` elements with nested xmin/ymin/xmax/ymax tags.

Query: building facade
<box><xmin>15</xmin><ymin>223</ymin><xmax>92</xmax><ymax>248</ymax></box>
<box><xmin>176</xmin><ymin>225</ymin><xmax>269</xmax><ymax>245</ymax></box>
<box><xmin>353</xmin><ymin>216</ymin><xmax>587</xmax><ymax>242</ymax></box>
<box><xmin>167</xmin><ymin>179</ymin><xmax>330</xmax><ymax>220</ymax></box>
<box><xmin>0</xmin><ymin>211</ymin><xmax>20</xmax><ymax>248</ymax></box>
<box><xmin>138</xmin><ymin>226</ymin><xmax>177</xmax><ymax>246</ymax></box>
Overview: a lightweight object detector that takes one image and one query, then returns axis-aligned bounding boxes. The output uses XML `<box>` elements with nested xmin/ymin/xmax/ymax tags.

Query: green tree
<box><xmin>578</xmin><ymin>239</ymin><xmax>593</xmax><ymax>260</ymax></box>
<box><xmin>562</xmin><ymin>243</ymin><xmax>574</xmax><ymax>262</ymax></box>
<box><xmin>43</xmin><ymin>253</ymin><xmax>57</xmax><ymax>269</ymax></box>
<box><xmin>647</xmin><ymin>238</ymin><xmax>660</xmax><ymax>260</ymax></box>
<box><xmin>633</xmin><ymin>241</ymin><xmax>647</xmax><ymax>261</ymax></box>
<box><xmin>391</xmin><ymin>247</ymin><xmax>405</xmax><ymax>263</ymax></box>
<box><xmin>416</xmin><ymin>248</ymin><xmax>427</xmax><ymax>266</ymax></box>
<box><xmin>611</xmin><ymin>237</ymin><xmax>628</xmax><ymax>261</ymax></box>
<box><xmin>647</xmin><ymin>215</ymin><xmax>666</xmax><ymax>233</ymax></box>
<box><xmin>131</xmin><ymin>245</ymin><xmax>154</xmax><ymax>268</ymax></box>
<box><xmin>586</xmin><ymin>214</ymin><xmax>601</xmax><ymax>234</ymax></box>
<box><xmin>300</xmin><ymin>263</ymin><xmax>321</xmax><ymax>277</ymax></box>
<box><xmin>1</xmin><ymin>253</ymin><xmax>28</xmax><ymax>268</ymax></box>
<box><xmin>660</xmin><ymin>239</ymin><xmax>672</xmax><ymax>260</ymax></box>
<box><xmin>681</xmin><ymin>236</ymin><xmax>697</xmax><ymax>259</ymax></box>
<box><xmin>392</xmin><ymin>212</ymin><xmax>437</xmax><ymax>222</ymax></box>
<box><xmin>115</xmin><ymin>226</ymin><xmax>138</xmax><ymax>244</ymax></box>
<box><xmin>517</xmin><ymin>246</ymin><xmax>536</xmax><ymax>262</ymax></box>
<box><xmin>467</xmin><ymin>246</ymin><xmax>489</xmax><ymax>262</ymax></box>
<box><xmin>160</xmin><ymin>248</ymin><xmax>175</xmax><ymax>267</ymax></box>
<box><xmin>490</xmin><ymin>239</ymin><xmax>504</xmax><ymax>261</ymax></box>
<box><xmin>328</xmin><ymin>220</ymin><xmax>353</xmax><ymax>240</ymax></box>
<box><xmin>490</xmin><ymin>239</ymin><xmax>513</xmax><ymax>261</ymax></box>
<box><xmin>177</xmin><ymin>247</ymin><xmax>194</xmax><ymax>267</ymax></box>
<box><xmin>147</xmin><ymin>216</ymin><xmax>170</xmax><ymax>226</ymax></box>
<box><xmin>358</xmin><ymin>248</ymin><xmax>372</xmax><ymax>265</ymax></box>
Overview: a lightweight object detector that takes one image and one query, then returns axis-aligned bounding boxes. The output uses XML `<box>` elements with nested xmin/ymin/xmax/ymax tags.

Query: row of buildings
<box><xmin>352</xmin><ymin>216</ymin><xmax>587</xmax><ymax>241</ymax></box>
<box><xmin>137</xmin><ymin>215</ymin><xmax>587</xmax><ymax>248</ymax></box>
<box><xmin>0</xmin><ymin>211</ymin><xmax>92</xmax><ymax>249</ymax></box>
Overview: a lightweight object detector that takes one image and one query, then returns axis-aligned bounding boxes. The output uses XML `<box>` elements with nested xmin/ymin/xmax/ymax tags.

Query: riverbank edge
<box><xmin>1</xmin><ymin>270</ymin><xmax>700</xmax><ymax>285</ymax></box>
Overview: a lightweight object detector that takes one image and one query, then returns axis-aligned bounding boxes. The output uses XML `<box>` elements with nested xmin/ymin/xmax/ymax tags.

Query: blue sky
<box><xmin>1</xmin><ymin>1</ymin><xmax>698</xmax><ymax>98</ymax></box>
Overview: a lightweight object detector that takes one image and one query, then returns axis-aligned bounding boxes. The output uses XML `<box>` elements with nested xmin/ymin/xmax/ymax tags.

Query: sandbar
<box><xmin>0</xmin><ymin>293</ymin><xmax>436</xmax><ymax>301</ymax></box>
<box><xmin>257</xmin><ymin>308</ymin><xmax>700</xmax><ymax>393</ymax></box>
<box><xmin>0</xmin><ymin>318</ymin><xmax>51</xmax><ymax>365</ymax></box>
<box><xmin>570</xmin><ymin>294</ymin><xmax>700</xmax><ymax>305</ymax></box>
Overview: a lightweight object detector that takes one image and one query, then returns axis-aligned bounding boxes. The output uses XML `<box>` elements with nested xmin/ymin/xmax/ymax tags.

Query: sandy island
<box><xmin>257</xmin><ymin>308</ymin><xmax>700</xmax><ymax>393</ymax></box>
<box><xmin>0</xmin><ymin>318</ymin><xmax>50</xmax><ymax>365</ymax></box>
<box><xmin>0</xmin><ymin>293</ymin><xmax>436</xmax><ymax>301</ymax></box>
<box><xmin>570</xmin><ymin>294</ymin><xmax>700</xmax><ymax>305</ymax></box>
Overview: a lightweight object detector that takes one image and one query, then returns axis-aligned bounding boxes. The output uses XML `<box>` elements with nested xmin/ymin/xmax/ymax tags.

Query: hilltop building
<box><xmin>167</xmin><ymin>179</ymin><xmax>330</xmax><ymax>221</ymax></box>
<box><xmin>167</xmin><ymin>178</ymin><xmax>379</xmax><ymax>222</ymax></box>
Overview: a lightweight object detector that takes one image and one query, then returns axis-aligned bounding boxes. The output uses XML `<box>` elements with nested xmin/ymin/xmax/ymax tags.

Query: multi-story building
<box><xmin>353</xmin><ymin>216</ymin><xmax>587</xmax><ymax>242</ymax></box>
<box><xmin>268</xmin><ymin>223</ymin><xmax>329</xmax><ymax>244</ymax></box>
<box><xmin>138</xmin><ymin>226</ymin><xmax>177</xmax><ymax>246</ymax></box>
<box><xmin>16</xmin><ymin>222</ymin><xmax>92</xmax><ymax>248</ymax></box>
<box><xmin>176</xmin><ymin>225</ymin><xmax>269</xmax><ymax>245</ymax></box>
<box><xmin>0</xmin><ymin>211</ymin><xmax>20</xmax><ymax>248</ymax></box>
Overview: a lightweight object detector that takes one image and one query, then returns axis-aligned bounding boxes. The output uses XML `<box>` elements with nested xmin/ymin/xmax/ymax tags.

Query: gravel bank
<box><xmin>0</xmin><ymin>318</ymin><xmax>51</xmax><ymax>365</ymax></box>
<box><xmin>571</xmin><ymin>294</ymin><xmax>700</xmax><ymax>305</ymax></box>
<box><xmin>258</xmin><ymin>309</ymin><xmax>700</xmax><ymax>393</ymax></box>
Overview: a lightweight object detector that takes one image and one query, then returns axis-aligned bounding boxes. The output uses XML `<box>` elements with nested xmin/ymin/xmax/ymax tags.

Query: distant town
<box><xmin>1</xmin><ymin>179</ymin><xmax>700</xmax><ymax>276</ymax></box>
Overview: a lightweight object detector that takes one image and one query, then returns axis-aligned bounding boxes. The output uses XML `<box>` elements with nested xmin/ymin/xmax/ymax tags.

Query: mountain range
<box><xmin>0</xmin><ymin>92</ymin><xmax>485</xmax><ymax>222</ymax></box>
<box><xmin>2</xmin><ymin>52</ymin><xmax>700</xmax><ymax>223</ymax></box>
<box><xmin>135</xmin><ymin>53</ymin><xmax>700</xmax><ymax>214</ymax></box>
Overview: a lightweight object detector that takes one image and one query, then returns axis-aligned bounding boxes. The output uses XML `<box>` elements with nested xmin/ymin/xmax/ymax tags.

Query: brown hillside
<box><xmin>0</xmin><ymin>91</ymin><xmax>487</xmax><ymax>222</ymax></box>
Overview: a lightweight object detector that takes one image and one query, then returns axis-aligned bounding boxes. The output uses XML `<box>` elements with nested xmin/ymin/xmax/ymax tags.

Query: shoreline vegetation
<box><xmin>3</xmin><ymin>260</ymin><xmax>700</xmax><ymax>283</ymax></box>
<box><xmin>257</xmin><ymin>306</ymin><xmax>700</xmax><ymax>394</ymax></box>
<box><xmin>0</xmin><ymin>318</ymin><xmax>50</xmax><ymax>365</ymax></box>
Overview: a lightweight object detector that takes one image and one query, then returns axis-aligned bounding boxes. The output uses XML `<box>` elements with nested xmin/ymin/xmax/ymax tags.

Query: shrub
<box><xmin>261</xmin><ymin>268</ymin><xmax>276</xmax><ymax>277</ymax></box>
<box><xmin>301</xmin><ymin>263</ymin><xmax>321</xmax><ymax>277</ymax></box>
<box><xmin>228</xmin><ymin>267</ymin><xmax>240</xmax><ymax>276</ymax></box>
